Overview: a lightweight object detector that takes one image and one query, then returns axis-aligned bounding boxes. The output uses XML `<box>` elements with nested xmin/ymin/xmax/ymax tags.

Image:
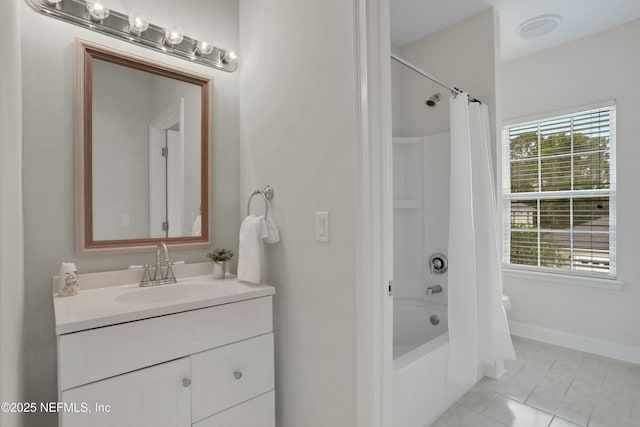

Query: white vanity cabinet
<box><xmin>54</xmin><ymin>276</ymin><xmax>275</xmax><ymax>427</ymax></box>
<box><xmin>61</xmin><ymin>357</ymin><xmax>192</xmax><ymax>427</ymax></box>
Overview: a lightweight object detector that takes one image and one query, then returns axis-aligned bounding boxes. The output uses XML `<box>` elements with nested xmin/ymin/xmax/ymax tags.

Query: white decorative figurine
<box><xmin>58</xmin><ymin>262</ymin><xmax>80</xmax><ymax>296</ymax></box>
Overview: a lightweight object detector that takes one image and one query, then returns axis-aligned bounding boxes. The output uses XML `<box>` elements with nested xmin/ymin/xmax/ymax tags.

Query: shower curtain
<box><xmin>447</xmin><ymin>94</ymin><xmax>515</xmax><ymax>384</ymax></box>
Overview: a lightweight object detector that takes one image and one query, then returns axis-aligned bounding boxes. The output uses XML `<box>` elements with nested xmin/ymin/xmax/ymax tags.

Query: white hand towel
<box><xmin>238</xmin><ymin>215</ymin><xmax>265</xmax><ymax>284</ymax></box>
<box><xmin>261</xmin><ymin>216</ymin><xmax>280</xmax><ymax>244</ymax></box>
<box><xmin>237</xmin><ymin>215</ymin><xmax>280</xmax><ymax>284</ymax></box>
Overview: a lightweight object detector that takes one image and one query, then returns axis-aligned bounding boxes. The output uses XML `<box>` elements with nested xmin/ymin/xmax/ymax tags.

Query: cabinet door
<box><xmin>61</xmin><ymin>358</ymin><xmax>190</xmax><ymax>427</ymax></box>
<box><xmin>191</xmin><ymin>333</ymin><xmax>274</xmax><ymax>422</ymax></box>
<box><xmin>193</xmin><ymin>392</ymin><xmax>275</xmax><ymax>427</ymax></box>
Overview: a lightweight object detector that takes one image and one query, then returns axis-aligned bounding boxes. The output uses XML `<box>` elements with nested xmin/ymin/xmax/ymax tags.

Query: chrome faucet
<box><xmin>139</xmin><ymin>242</ymin><xmax>177</xmax><ymax>287</ymax></box>
<box><xmin>426</xmin><ymin>284</ymin><xmax>443</xmax><ymax>295</ymax></box>
<box><xmin>154</xmin><ymin>242</ymin><xmax>170</xmax><ymax>280</ymax></box>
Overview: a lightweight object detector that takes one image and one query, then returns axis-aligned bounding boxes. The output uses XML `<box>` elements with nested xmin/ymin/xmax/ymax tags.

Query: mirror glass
<box><xmin>78</xmin><ymin>42</ymin><xmax>210</xmax><ymax>252</ymax></box>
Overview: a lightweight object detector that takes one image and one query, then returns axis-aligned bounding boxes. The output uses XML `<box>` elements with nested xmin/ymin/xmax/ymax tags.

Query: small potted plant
<box><xmin>206</xmin><ymin>248</ymin><xmax>234</xmax><ymax>279</ymax></box>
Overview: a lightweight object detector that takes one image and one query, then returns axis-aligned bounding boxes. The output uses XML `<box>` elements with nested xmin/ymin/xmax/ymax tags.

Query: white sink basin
<box><xmin>115</xmin><ymin>283</ymin><xmax>215</xmax><ymax>305</ymax></box>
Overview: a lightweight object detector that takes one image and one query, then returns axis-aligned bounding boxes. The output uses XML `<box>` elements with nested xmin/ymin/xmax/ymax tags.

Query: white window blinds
<box><xmin>502</xmin><ymin>104</ymin><xmax>616</xmax><ymax>278</ymax></box>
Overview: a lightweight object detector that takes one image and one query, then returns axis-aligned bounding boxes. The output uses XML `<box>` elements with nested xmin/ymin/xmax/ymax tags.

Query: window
<box><xmin>502</xmin><ymin>104</ymin><xmax>616</xmax><ymax>278</ymax></box>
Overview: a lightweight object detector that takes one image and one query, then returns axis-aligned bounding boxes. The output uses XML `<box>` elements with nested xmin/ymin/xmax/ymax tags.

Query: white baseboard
<box><xmin>509</xmin><ymin>320</ymin><xmax>640</xmax><ymax>365</ymax></box>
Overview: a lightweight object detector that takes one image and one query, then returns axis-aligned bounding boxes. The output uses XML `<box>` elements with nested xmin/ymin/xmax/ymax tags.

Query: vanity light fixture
<box><xmin>28</xmin><ymin>0</ymin><xmax>238</xmax><ymax>72</ymax></box>
<box><xmin>221</xmin><ymin>50</ymin><xmax>238</xmax><ymax>65</ymax></box>
<box><xmin>195</xmin><ymin>41</ymin><xmax>214</xmax><ymax>56</ymax></box>
<box><xmin>86</xmin><ymin>0</ymin><xmax>109</xmax><ymax>21</ymax></box>
<box><xmin>164</xmin><ymin>26</ymin><xmax>184</xmax><ymax>46</ymax></box>
<box><xmin>127</xmin><ymin>11</ymin><xmax>148</xmax><ymax>35</ymax></box>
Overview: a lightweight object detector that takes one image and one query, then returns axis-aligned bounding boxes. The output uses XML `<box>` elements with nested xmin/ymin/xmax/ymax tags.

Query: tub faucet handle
<box><xmin>426</xmin><ymin>284</ymin><xmax>443</xmax><ymax>295</ymax></box>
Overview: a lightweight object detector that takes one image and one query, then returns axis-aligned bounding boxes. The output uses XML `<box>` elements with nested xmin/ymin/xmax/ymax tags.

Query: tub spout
<box><xmin>426</xmin><ymin>285</ymin><xmax>443</xmax><ymax>295</ymax></box>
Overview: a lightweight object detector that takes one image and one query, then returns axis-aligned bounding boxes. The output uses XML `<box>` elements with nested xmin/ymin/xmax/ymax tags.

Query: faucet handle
<box><xmin>165</xmin><ymin>262</ymin><xmax>176</xmax><ymax>283</ymax></box>
<box><xmin>140</xmin><ymin>264</ymin><xmax>152</xmax><ymax>286</ymax></box>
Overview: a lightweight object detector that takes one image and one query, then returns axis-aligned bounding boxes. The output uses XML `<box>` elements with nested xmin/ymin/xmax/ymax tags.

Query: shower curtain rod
<box><xmin>390</xmin><ymin>53</ymin><xmax>481</xmax><ymax>104</ymax></box>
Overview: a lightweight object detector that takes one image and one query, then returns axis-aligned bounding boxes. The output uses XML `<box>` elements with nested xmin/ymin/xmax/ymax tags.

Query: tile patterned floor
<box><xmin>429</xmin><ymin>336</ymin><xmax>640</xmax><ymax>427</ymax></box>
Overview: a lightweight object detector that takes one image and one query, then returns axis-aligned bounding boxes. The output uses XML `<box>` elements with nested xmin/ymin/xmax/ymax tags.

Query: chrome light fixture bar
<box><xmin>27</xmin><ymin>0</ymin><xmax>238</xmax><ymax>72</ymax></box>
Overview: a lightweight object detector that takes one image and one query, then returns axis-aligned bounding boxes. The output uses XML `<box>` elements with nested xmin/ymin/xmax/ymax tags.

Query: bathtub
<box><xmin>393</xmin><ymin>299</ymin><xmax>474</xmax><ymax>427</ymax></box>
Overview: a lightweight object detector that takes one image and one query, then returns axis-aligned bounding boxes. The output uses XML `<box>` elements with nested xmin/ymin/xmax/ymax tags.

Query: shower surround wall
<box><xmin>391</xmin><ymin>7</ymin><xmax>501</xmax><ymax>303</ymax></box>
<box><xmin>502</xmin><ymin>18</ymin><xmax>640</xmax><ymax>360</ymax></box>
<box><xmin>21</xmin><ymin>1</ymin><xmax>240</xmax><ymax>425</ymax></box>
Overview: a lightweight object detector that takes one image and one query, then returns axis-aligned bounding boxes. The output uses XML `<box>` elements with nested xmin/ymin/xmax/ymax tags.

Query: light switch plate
<box><xmin>315</xmin><ymin>211</ymin><xmax>330</xmax><ymax>242</ymax></box>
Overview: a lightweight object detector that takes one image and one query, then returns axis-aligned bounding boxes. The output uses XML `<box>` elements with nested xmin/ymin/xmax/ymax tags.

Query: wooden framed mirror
<box><xmin>76</xmin><ymin>40</ymin><xmax>211</xmax><ymax>254</ymax></box>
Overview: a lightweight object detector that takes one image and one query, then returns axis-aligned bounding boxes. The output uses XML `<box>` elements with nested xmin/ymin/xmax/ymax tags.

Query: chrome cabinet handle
<box><xmin>182</xmin><ymin>378</ymin><xmax>191</xmax><ymax>387</ymax></box>
<box><xmin>234</xmin><ymin>371</ymin><xmax>243</xmax><ymax>380</ymax></box>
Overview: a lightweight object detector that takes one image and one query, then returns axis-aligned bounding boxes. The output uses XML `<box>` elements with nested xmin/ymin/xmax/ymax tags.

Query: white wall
<box><xmin>92</xmin><ymin>60</ymin><xmax>153</xmax><ymax>240</ymax></box>
<box><xmin>239</xmin><ymin>0</ymin><xmax>358</xmax><ymax>425</ymax></box>
<box><xmin>0</xmin><ymin>1</ymin><xmax>25</xmax><ymax>426</ymax></box>
<box><xmin>502</xmin><ymin>18</ymin><xmax>640</xmax><ymax>352</ymax></box>
<box><xmin>20</xmin><ymin>1</ymin><xmax>239</xmax><ymax>425</ymax></box>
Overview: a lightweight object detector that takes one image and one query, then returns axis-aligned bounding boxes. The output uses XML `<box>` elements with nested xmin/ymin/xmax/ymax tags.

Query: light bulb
<box><xmin>164</xmin><ymin>26</ymin><xmax>184</xmax><ymax>46</ymax></box>
<box><xmin>221</xmin><ymin>50</ymin><xmax>238</xmax><ymax>64</ymax></box>
<box><xmin>128</xmin><ymin>12</ymin><xmax>148</xmax><ymax>34</ymax></box>
<box><xmin>196</xmin><ymin>41</ymin><xmax>214</xmax><ymax>55</ymax></box>
<box><xmin>86</xmin><ymin>0</ymin><xmax>109</xmax><ymax>21</ymax></box>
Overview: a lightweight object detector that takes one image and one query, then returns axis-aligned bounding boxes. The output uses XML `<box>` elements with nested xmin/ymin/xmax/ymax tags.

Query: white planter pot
<box><xmin>211</xmin><ymin>261</ymin><xmax>225</xmax><ymax>279</ymax></box>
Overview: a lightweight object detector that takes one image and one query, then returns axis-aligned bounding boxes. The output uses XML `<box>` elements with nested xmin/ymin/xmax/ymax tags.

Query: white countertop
<box><xmin>53</xmin><ymin>274</ymin><xmax>275</xmax><ymax>335</ymax></box>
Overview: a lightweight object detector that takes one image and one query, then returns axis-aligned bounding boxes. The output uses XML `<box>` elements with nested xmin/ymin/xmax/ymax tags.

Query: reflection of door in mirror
<box><xmin>149</xmin><ymin>100</ymin><xmax>185</xmax><ymax>239</ymax></box>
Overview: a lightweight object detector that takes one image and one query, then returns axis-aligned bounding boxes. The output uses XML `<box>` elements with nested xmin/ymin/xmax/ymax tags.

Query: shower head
<box><xmin>426</xmin><ymin>93</ymin><xmax>441</xmax><ymax>107</ymax></box>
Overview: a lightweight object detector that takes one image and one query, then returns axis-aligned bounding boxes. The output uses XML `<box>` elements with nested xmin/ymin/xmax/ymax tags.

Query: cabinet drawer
<box><xmin>58</xmin><ymin>297</ymin><xmax>272</xmax><ymax>390</ymax></box>
<box><xmin>193</xmin><ymin>391</ymin><xmax>275</xmax><ymax>427</ymax></box>
<box><xmin>61</xmin><ymin>358</ymin><xmax>190</xmax><ymax>427</ymax></box>
<box><xmin>191</xmin><ymin>333</ymin><xmax>274</xmax><ymax>422</ymax></box>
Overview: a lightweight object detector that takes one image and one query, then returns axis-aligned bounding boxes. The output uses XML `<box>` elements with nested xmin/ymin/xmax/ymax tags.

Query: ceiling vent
<box><xmin>517</xmin><ymin>14</ymin><xmax>561</xmax><ymax>39</ymax></box>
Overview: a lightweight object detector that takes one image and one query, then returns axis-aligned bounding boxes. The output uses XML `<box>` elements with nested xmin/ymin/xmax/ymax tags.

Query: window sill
<box><xmin>502</xmin><ymin>266</ymin><xmax>623</xmax><ymax>291</ymax></box>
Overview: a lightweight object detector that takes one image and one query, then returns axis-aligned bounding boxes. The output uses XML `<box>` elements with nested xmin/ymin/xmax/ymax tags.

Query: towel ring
<box><xmin>247</xmin><ymin>186</ymin><xmax>274</xmax><ymax>218</ymax></box>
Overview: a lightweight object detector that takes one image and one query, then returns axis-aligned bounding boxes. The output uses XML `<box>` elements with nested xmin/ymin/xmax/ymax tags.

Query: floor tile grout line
<box><xmin>565</xmin><ymin>378</ymin><xmax>576</xmax><ymax>397</ymax></box>
<box><xmin>441</xmin><ymin>403</ymin><xmax>509</xmax><ymax>427</ymax></box>
<box><xmin>516</xmin><ymin>365</ymin><xmax>578</xmax><ymax>394</ymax></box>
<box><xmin>526</xmin><ymin>384</ymin><xmax>595</xmax><ymax>426</ymax></box>
<box><xmin>484</xmin><ymin>393</ymin><xmax>499</xmax><ymax>414</ymax></box>
<box><xmin>548</xmin><ymin>355</ymin><xmax>562</xmax><ymax>372</ymax></box>
<box><xmin>524</xmin><ymin>383</ymin><xmax>537</xmax><ymax>404</ymax></box>
<box><xmin>584</xmin><ymin>403</ymin><xmax>594</xmax><ymax>427</ymax></box>
<box><xmin>459</xmin><ymin>391</ymin><xmax>498</xmax><ymax>415</ymax></box>
<box><xmin>480</xmin><ymin>394</ymin><xmax>556</xmax><ymax>426</ymax></box>
<box><xmin>564</xmin><ymin>378</ymin><xmax>637</xmax><ymax>414</ymax></box>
